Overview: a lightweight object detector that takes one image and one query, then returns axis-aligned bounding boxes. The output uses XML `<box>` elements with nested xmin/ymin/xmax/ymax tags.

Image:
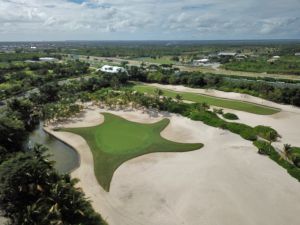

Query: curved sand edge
<box><xmin>45</xmin><ymin>106</ymin><xmax>300</xmax><ymax>225</ymax></box>
<box><xmin>146</xmin><ymin>83</ymin><xmax>300</xmax><ymax>149</ymax></box>
<box><xmin>147</xmin><ymin>83</ymin><xmax>300</xmax><ymax>113</ymax></box>
<box><xmin>45</xmin><ymin>107</ymin><xmax>176</xmax><ymax>225</ymax></box>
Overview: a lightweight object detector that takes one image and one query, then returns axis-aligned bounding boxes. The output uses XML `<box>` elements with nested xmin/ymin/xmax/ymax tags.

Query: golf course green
<box><xmin>62</xmin><ymin>113</ymin><xmax>203</xmax><ymax>191</ymax></box>
<box><xmin>133</xmin><ymin>85</ymin><xmax>280</xmax><ymax>115</ymax></box>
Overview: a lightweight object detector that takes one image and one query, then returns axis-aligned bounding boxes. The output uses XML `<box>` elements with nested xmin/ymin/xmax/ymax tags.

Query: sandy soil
<box><xmin>45</xmin><ymin>99</ymin><xmax>300</xmax><ymax>225</ymax></box>
<box><xmin>148</xmin><ymin>83</ymin><xmax>300</xmax><ymax>149</ymax></box>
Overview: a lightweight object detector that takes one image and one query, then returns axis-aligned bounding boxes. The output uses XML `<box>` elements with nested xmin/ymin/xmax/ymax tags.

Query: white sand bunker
<box><xmin>47</xmin><ymin>107</ymin><xmax>300</xmax><ymax>225</ymax></box>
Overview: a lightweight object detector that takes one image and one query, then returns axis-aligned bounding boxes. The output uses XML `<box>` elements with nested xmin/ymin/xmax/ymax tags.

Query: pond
<box><xmin>28</xmin><ymin>123</ymin><xmax>79</xmax><ymax>174</ymax></box>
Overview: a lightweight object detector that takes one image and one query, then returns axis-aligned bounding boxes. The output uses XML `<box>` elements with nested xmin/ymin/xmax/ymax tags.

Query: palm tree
<box><xmin>154</xmin><ymin>88</ymin><xmax>163</xmax><ymax>97</ymax></box>
<box><xmin>175</xmin><ymin>94</ymin><xmax>183</xmax><ymax>102</ymax></box>
<box><xmin>266</xmin><ymin>130</ymin><xmax>278</xmax><ymax>144</ymax></box>
<box><xmin>283</xmin><ymin>144</ymin><xmax>292</xmax><ymax>160</ymax></box>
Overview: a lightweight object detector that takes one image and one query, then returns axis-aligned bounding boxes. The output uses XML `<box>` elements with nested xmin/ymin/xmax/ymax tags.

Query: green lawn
<box><xmin>62</xmin><ymin>113</ymin><xmax>203</xmax><ymax>191</ymax></box>
<box><xmin>133</xmin><ymin>85</ymin><xmax>280</xmax><ymax>115</ymax></box>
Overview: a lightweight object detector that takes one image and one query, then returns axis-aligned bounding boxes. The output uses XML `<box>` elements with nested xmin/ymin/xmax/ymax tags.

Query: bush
<box><xmin>291</xmin><ymin>147</ymin><xmax>300</xmax><ymax>168</ymax></box>
<box><xmin>223</xmin><ymin>112</ymin><xmax>239</xmax><ymax>120</ymax></box>
<box><xmin>253</xmin><ymin>140</ymin><xmax>274</xmax><ymax>155</ymax></box>
<box><xmin>254</xmin><ymin>125</ymin><xmax>280</xmax><ymax>142</ymax></box>
<box><xmin>253</xmin><ymin>140</ymin><xmax>300</xmax><ymax>182</ymax></box>
<box><xmin>226</xmin><ymin>123</ymin><xmax>257</xmax><ymax>141</ymax></box>
<box><xmin>213</xmin><ymin>108</ymin><xmax>223</xmax><ymax>115</ymax></box>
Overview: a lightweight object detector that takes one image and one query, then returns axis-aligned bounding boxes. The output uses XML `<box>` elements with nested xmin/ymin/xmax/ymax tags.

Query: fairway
<box><xmin>133</xmin><ymin>85</ymin><xmax>280</xmax><ymax>115</ymax></box>
<box><xmin>62</xmin><ymin>113</ymin><xmax>203</xmax><ymax>191</ymax></box>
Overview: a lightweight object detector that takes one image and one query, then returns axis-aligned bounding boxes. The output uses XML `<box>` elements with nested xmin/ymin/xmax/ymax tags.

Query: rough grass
<box><xmin>133</xmin><ymin>85</ymin><xmax>280</xmax><ymax>115</ymax></box>
<box><xmin>135</xmin><ymin>56</ymin><xmax>175</xmax><ymax>64</ymax></box>
<box><xmin>62</xmin><ymin>113</ymin><xmax>203</xmax><ymax>191</ymax></box>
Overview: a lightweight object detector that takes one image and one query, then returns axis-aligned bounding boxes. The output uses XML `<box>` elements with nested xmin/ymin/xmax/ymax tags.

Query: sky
<box><xmin>0</xmin><ymin>0</ymin><xmax>299</xmax><ymax>41</ymax></box>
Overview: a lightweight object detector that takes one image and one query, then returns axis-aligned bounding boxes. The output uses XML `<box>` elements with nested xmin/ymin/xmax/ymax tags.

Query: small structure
<box><xmin>98</xmin><ymin>65</ymin><xmax>127</xmax><ymax>74</ymax></box>
<box><xmin>272</xmin><ymin>56</ymin><xmax>280</xmax><ymax>59</ymax></box>
<box><xmin>218</xmin><ymin>52</ymin><xmax>237</xmax><ymax>57</ymax></box>
<box><xmin>39</xmin><ymin>57</ymin><xmax>58</xmax><ymax>62</ymax></box>
<box><xmin>193</xmin><ymin>59</ymin><xmax>209</xmax><ymax>65</ymax></box>
<box><xmin>295</xmin><ymin>53</ymin><xmax>300</xmax><ymax>56</ymax></box>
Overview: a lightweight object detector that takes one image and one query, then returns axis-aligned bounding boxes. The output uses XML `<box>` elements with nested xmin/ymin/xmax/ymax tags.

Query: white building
<box><xmin>194</xmin><ymin>59</ymin><xmax>209</xmax><ymax>64</ymax></box>
<box><xmin>218</xmin><ymin>52</ymin><xmax>237</xmax><ymax>57</ymax></box>
<box><xmin>98</xmin><ymin>65</ymin><xmax>127</xmax><ymax>74</ymax></box>
<box><xmin>295</xmin><ymin>53</ymin><xmax>300</xmax><ymax>56</ymax></box>
<box><xmin>39</xmin><ymin>57</ymin><xmax>58</xmax><ymax>62</ymax></box>
<box><xmin>193</xmin><ymin>59</ymin><xmax>209</xmax><ymax>66</ymax></box>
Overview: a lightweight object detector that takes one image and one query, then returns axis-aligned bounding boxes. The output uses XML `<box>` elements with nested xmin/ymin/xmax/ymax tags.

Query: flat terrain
<box><xmin>79</xmin><ymin>55</ymin><xmax>300</xmax><ymax>80</ymax></box>
<box><xmin>61</xmin><ymin>113</ymin><xmax>202</xmax><ymax>191</ymax></box>
<box><xmin>46</xmin><ymin>106</ymin><xmax>300</xmax><ymax>225</ymax></box>
<box><xmin>133</xmin><ymin>84</ymin><xmax>280</xmax><ymax>115</ymax></box>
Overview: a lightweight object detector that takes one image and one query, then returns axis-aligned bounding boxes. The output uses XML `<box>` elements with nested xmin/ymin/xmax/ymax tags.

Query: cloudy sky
<box><xmin>0</xmin><ymin>0</ymin><xmax>299</xmax><ymax>41</ymax></box>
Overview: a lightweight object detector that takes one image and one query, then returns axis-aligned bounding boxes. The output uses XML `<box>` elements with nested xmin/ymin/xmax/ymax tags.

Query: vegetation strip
<box><xmin>133</xmin><ymin>85</ymin><xmax>280</xmax><ymax>115</ymax></box>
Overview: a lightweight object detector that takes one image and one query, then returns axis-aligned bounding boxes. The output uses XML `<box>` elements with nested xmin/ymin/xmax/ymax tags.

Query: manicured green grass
<box><xmin>133</xmin><ymin>85</ymin><xmax>280</xmax><ymax>115</ymax></box>
<box><xmin>62</xmin><ymin>113</ymin><xmax>203</xmax><ymax>191</ymax></box>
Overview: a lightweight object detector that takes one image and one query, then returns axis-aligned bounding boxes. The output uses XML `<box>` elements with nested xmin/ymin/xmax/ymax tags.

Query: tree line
<box><xmin>0</xmin><ymin>73</ymin><xmax>129</xmax><ymax>224</ymax></box>
<box><xmin>127</xmin><ymin>65</ymin><xmax>300</xmax><ymax>107</ymax></box>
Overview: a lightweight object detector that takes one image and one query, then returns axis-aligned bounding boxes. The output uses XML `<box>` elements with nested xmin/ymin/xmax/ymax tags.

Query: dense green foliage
<box><xmin>0</xmin><ymin>60</ymin><xmax>90</xmax><ymax>100</ymax></box>
<box><xmin>62</xmin><ymin>113</ymin><xmax>203</xmax><ymax>191</ymax></box>
<box><xmin>223</xmin><ymin>113</ymin><xmax>239</xmax><ymax>120</ymax></box>
<box><xmin>128</xmin><ymin>65</ymin><xmax>300</xmax><ymax>107</ymax></box>
<box><xmin>290</xmin><ymin>147</ymin><xmax>300</xmax><ymax>168</ymax></box>
<box><xmin>0</xmin><ymin>145</ymin><xmax>106</xmax><ymax>225</ymax></box>
<box><xmin>253</xmin><ymin>141</ymin><xmax>300</xmax><ymax>182</ymax></box>
<box><xmin>0</xmin><ymin>73</ymin><xmax>130</xmax><ymax>224</ymax></box>
<box><xmin>253</xmin><ymin>125</ymin><xmax>280</xmax><ymax>142</ymax></box>
<box><xmin>224</xmin><ymin>56</ymin><xmax>300</xmax><ymax>75</ymax></box>
<box><xmin>0</xmin><ymin>53</ymin><xmax>47</xmax><ymax>62</ymax></box>
<box><xmin>0</xmin><ymin>115</ymin><xmax>27</xmax><ymax>154</ymax></box>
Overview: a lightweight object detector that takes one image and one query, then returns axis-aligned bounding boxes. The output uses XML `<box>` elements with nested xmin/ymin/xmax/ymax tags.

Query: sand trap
<box><xmin>147</xmin><ymin>83</ymin><xmax>300</xmax><ymax>149</ymax></box>
<box><xmin>45</xmin><ymin>103</ymin><xmax>300</xmax><ymax>225</ymax></box>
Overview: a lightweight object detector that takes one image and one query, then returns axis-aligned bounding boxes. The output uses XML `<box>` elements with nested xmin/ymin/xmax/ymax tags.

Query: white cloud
<box><xmin>0</xmin><ymin>0</ymin><xmax>299</xmax><ymax>40</ymax></box>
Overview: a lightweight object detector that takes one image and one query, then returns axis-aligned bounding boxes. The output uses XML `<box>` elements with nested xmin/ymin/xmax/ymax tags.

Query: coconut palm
<box><xmin>175</xmin><ymin>94</ymin><xmax>183</xmax><ymax>102</ymax></box>
<box><xmin>283</xmin><ymin>144</ymin><xmax>292</xmax><ymax>160</ymax></box>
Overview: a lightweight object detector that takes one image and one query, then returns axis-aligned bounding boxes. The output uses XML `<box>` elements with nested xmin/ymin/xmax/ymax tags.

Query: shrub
<box><xmin>223</xmin><ymin>112</ymin><xmax>239</xmax><ymax>120</ymax></box>
<box><xmin>254</xmin><ymin>125</ymin><xmax>280</xmax><ymax>142</ymax></box>
<box><xmin>253</xmin><ymin>140</ymin><xmax>274</xmax><ymax>155</ymax></box>
<box><xmin>226</xmin><ymin>123</ymin><xmax>257</xmax><ymax>141</ymax></box>
<box><xmin>291</xmin><ymin>147</ymin><xmax>300</xmax><ymax>168</ymax></box>
<box><xmin>213</xmin><ymin>108</ymin><xmax>224</xmax><ymax>115</ymax></box>
<box><xmin>253</xmin><ymin>141</ymin><xmax>300</xmax><ymax>182</ymax></box>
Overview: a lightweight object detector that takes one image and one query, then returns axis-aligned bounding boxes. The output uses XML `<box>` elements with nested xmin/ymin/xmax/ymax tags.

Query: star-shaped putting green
<box><xmin>62</xmin><ymin>113</ymin><xmax>203</xmax><ymax>191</ymax></box>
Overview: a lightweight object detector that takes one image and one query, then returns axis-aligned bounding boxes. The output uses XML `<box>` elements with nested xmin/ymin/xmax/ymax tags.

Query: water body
<box><xmin>29</xmin><ymin>123</ymin><xmax>79</xmax><ymax>174</ymax></box>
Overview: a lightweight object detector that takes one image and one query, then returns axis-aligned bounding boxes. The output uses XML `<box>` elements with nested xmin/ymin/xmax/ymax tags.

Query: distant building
<box><xmin>235</xmin><ymin>54</ymin><xmax>247</xmax><ymax>61</ymax></box>
<box><xmin>272</xmin><ymin>56</ymin><xmax>280</xmax><ymax>59</ymax></box>
<box><xmin>295</xmin><ymin>53</ymin><xmax>300</xmax><ymax>56</ymax></box>
<box><xmin>218</xmin><ymin>52</ymin><xmax>237</xmax><ymax>57</ymax></box>
<box><xmin>193</xmin><ymin>59</ymin><xmax>209</xmax><ymax>65</ymax></box>
<box><xmin>39</xmin><ymin>57</ymin><xmax>58</xmax><ymax>62</ymax></box>
<box><xmin>98</xmin><ymin>65</ymin><xmax>127</xmax><ymax>74</ymax></box>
